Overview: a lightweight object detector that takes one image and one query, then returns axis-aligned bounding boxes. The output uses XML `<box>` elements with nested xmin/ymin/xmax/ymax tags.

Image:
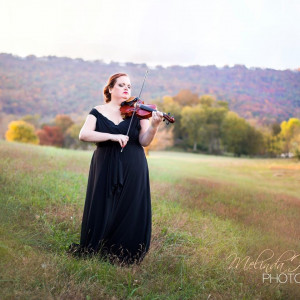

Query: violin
<box><xmin>120</xmin><ymin>97</ymin><xmax>175</xmax><ymax>124</ymax></box>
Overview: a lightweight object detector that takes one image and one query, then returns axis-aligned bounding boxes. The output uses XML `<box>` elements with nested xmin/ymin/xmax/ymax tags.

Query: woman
<box><xmin>68</xmin><ymin>73</ymin><xmax>163</xmax><ymax>266</ymax></box>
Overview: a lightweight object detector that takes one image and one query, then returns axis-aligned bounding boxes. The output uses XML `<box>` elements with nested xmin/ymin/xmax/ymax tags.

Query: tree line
<box><xmin>5</xmin><ymin>114</ymin><xmax>89</xmax><ymax>150</ymax></box>
<box><xmin>4</xmin><ymin>90</ymin><xmax>300</xmax><ymax>159</ymax></box>
<box><xmin>151</xmin><ymin>90</ymin><xmax>300</xmax><ymax>158</ymax></box>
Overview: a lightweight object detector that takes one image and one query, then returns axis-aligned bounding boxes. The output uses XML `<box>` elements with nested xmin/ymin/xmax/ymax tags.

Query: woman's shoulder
<box><xmin>89</xmin><ymin>104</ymin><xmax>106</xmax><ymax>115</ymax></box>
<box><xmin>93</xmin><ymin>105</ymin><xmax>105</xmax><ymax>113</ymax></box>
<box><xmin>89</xmin><ymin>106</ymin><xmax>103</xmax><ymax>118</ymax></box>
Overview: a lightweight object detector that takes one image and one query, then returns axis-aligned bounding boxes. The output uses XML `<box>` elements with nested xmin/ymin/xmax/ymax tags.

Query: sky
<box><xmin>0</xmin><ymin>0</ymin><xmax>299</xmax><ymax>70</ymax></box>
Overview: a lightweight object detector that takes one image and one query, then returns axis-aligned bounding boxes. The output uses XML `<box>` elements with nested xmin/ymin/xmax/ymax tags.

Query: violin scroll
<box><xmin>163</xmin><ymin>113</ymin><xmax>175</xmax><ymax>125</ymax></box>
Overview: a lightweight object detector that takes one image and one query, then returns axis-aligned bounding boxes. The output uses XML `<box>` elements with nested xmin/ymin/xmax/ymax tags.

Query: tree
<box><xmin>290</xmin><ymin>134</ymin><xmax>300</xmax><ymax>160</ymax></box>
<box><xmin>5</xmin><ymin>120</ymin><xmax>39</xmax><ymax>144</ymax></box>
<box><xmin>55</xmin><ymin>114</ymin><xmax>74</xmax><ymax>134</ymax></box>
<box><xmin>64</xmin><ymin>122</ymin><xmax>89</xmax><ymax>149</ymax></box>
<box><xmin>160</xmin><ymin>96</ymin><xmax>182</xmax><ymax>142</ymax></box>
<box><xmin>271</xmin><ymin>122</ymin><xmax>281</xmax><ymax>136</ymax></box>
<box><xmin>36</xmin><ymin>125</ymin><xmax>64</xmax><ymax>147</ymax></box>
<box><xmin>263</xmin><ymin>131</ymin><xmax>282</xmax><ymax>157</ymax></box>
<box><xmin>181</xmin><ymin>105</ymin><xmax>207</xmax><ymax>151</ymax></box>
<box><xmin>173</xmin><ymin>89</ymin><xmax>199</xmax><ymax>106</ymax></box>
<box><xmin>221</xmin><ymin>112</ymin><xmax>249</xmax><ymax>156</ymax></box>
<box><xmin>221</xmin><ymin>112</ymin><xmax>264</xmax><ymax>156</ymax></box>
<box><xmin>199</xmin><ymin>96</ymin><xmax>228</xmax><ymax>154</ymax></box>
<box><xmin>262</xmin><ymin>123</ymin><xmax>283</xmax><ymax>157</ymax></box>
<box><xmin>280</xmin><ymin>118</ymin><xmax>300</xmax><ymax>154</ymax></box>
<box><xmin>245</xmin><ymin>125</ymin><xmax>264</xmax><ymax>156</ymax></box>
<box><xmin>21</xmin><ymin>114</ymin><xmax>41</xmax><ymax>128</ymax></box>
<box><xmin>199</xmin><ymin>95</ymin><xmax>215</xmax><ymax>107</ymax></box>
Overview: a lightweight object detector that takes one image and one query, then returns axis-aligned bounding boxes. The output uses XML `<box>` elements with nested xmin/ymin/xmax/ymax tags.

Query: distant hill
<box><xmin>0</xmin><ymin>53</ymin><xmax>299</xmax><ymax>125</ymax></box>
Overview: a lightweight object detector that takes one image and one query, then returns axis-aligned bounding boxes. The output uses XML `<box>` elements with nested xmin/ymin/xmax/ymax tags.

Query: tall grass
<box><xmin>1</xmin><ymin>140</ymin><xmax>300</xmax><ymax>299</ymax></box>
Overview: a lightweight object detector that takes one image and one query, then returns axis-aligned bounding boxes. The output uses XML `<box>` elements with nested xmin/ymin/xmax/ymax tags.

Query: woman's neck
<box><xmin>106</xmin><ymin>100</ymin><xmax>121</xmax><ymax>111</ymax></box>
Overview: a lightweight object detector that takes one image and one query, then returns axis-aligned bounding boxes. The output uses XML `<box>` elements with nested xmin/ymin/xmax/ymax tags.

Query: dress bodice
<box><xmin>89</xmin><ymin>108</ymin><xmax>142</xmax><ymax>147</ymax></box>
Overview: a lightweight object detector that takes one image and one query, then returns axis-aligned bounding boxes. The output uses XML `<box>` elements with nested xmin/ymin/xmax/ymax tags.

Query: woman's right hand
<box><xmin>110</xmin><ymin>134</ymin><xmax>129</xmax><ymax>148</ymax></box>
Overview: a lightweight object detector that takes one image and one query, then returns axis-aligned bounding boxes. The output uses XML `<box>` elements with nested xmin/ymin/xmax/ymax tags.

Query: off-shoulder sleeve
<box><xmin>89</xmin><ymin>108</ymin><xmax>99</xmax><ymax>118</ymax></box>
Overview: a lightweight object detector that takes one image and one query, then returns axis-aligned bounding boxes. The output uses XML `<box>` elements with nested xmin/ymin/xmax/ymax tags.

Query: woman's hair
<box><xmin>103</xmin><ymin>73</ymin><xmax>129</xmax><ymax>103</ymax></box>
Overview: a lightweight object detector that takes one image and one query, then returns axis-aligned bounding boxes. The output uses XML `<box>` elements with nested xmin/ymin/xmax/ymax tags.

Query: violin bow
<box><xmin>121</xmin><ymin>70</ymin><xmax>149</xmax><ymax>152</ymax></box>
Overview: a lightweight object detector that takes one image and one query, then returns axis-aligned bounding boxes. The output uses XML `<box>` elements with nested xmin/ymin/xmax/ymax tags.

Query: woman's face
<box><xmin>109</xmin><ymin>76</ymin><xmax>131</xmax><ymax>101</ymax></box>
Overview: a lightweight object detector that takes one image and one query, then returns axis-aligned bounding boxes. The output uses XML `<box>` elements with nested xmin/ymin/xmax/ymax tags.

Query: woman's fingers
<box><xmin>151</xmin><ymin>111</ymin><xmax>164</xmax><ymax>126</ymax></box>
<box><xmin>119</xmin><ymin>135</ymin><xmax>129</xmax><ymax>148</ymax></box>
<box><xmin>153</xmin><ymin>111</ymin><xmax>163</xmax><ymax>119</ymax></box>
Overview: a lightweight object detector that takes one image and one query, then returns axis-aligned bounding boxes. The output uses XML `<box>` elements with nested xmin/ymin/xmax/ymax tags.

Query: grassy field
<box><xmin>1</xmin><ymin>140</ymin><xmax>300</xmax><ymax>299</ymax></box>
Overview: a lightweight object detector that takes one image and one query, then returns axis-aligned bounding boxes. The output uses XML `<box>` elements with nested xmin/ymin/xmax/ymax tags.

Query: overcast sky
<box><xmin>0</xmin><ymin>0</ymin><xmax>299</xmax><ymax>70</ymax></box>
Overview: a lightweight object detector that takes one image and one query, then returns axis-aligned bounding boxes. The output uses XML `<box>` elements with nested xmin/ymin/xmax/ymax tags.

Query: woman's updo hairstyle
<box><xmin>103</xmin><ymin>73</ymin><xmax>129</xmax><ymax>103</ymax></box>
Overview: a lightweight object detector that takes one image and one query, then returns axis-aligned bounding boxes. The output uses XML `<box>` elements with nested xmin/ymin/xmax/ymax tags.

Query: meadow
<box><xmin>1</xmin><ymin>140</ymin><xmax>300</xmax><ymax>299</ymax></box>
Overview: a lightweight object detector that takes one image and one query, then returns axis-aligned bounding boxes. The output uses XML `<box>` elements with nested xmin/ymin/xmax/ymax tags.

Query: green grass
<box><xmin>1</xmin><ymin>140</ymin><xmax>300</xmax><ymax>299</ymax></box>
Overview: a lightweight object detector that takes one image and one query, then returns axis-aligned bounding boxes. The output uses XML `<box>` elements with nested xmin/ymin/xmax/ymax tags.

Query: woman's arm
<box><xmin>79</xmin><ymin>115</ymin><xmax>129</xmax><ymax>147</ymax></box>
<box><xmin>139</xmin><ymin>111</ymin><xmax>164</xmax><ymax>147</ymax></box>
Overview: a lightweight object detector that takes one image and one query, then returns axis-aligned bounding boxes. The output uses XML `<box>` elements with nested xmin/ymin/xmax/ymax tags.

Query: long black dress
<box><xmin>68</xmin><ymin>108</ymin><xmax>152</xmax><ymax>266</ymax></box>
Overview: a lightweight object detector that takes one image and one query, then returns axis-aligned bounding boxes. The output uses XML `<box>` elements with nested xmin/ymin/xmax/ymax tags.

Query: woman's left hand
<box><xmin>151</xmin><ymin>111</ymin><xmax>164</xmax><ymax>128</ymax></box>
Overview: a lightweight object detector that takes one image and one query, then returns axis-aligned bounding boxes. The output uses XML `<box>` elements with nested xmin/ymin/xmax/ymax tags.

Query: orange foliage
<box><xmin>55</xmin><ymin>114</ymin><xmax>74</xmax><ymax>134</ymax></box>
<box><xmin>36</xmin><ymin>125</ymin><xmax>64</xmax><ymax>147</ymax></box>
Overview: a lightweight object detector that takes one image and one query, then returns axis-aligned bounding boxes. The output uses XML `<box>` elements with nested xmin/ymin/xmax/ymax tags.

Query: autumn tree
<box><xmin>280</xmin><ymin>118</ymin><xmax>300</xmax><ymax>154</ymax></box>
<box><xmin>245</xmin><ymin>125</ymin><xmax>264</xmax><ymax>155</ymax></box>
<box><xmin>199</xmin><ymin>95</ymin><xmax>214</xmax><ymax>107</ymax></box>
<box><xmin>55</xmin><ymin>114</ymin><xmax>74</xmax><ymax>134</ymax></box>
<box><xmin>181</xmin><ymin>105</ymin><xmax>207</xmax><ymax>151</ymax></box>
<box><xmin>5</xmin><ymin>120</ymin><xmax>39</xmax><ymax>144</ymax></box>
<box><xmin>159</xmin><ymin>96</ymin><xmax>182</xmax><ymax>142</ymax></box>
<box><xmin>173</xmin><ymin>89</ymin><xmax>199</xmax><ymax>106</ymax></box>
<box><xmin>179</xmin><ymin>95</ymin><xmax>228</xmax><ymax>153</ymax></box>
<box><xmin>271</xmin><ymin>122</ymin><xmax>281</xmax><ymax>136</ymax></box>
<box><xmin>198</xmin><ymin>95</ymin><xmax>228</xmax><ymax>154</ymax></box>
<box><xmin>21</xmin><ymin>114</ymin><xmax>41</xmax><ymax>128</ymax></box>
<box><xmin>36</xmin><ymin>125</ymin><xmax>64</xmax><ymax>147</ymax></box>
<box><xmin>262</xmin><ymin>122</ymin><xmax>283</xmax><ymax>157</ymax></box>
<box><xmin>64</xmin><ymin>122</ymin><xmax>89</xmax><ymax>149</ymax></box>
<box><xmin>221</xmin><ymin>112</ymin><xmax>263</xmax><ymax>156</ymax></box>
<box><xmin>291</xmin><ymin>134</ymin><xmax>300</xmax><ymax>160</ymax></box>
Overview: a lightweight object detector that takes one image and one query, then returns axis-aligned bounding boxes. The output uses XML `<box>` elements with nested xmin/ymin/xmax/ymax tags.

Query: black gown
<box><xmin>68</xmin><ymin>108</ymin><xmax>152</xmax><ymax>266</ymax></box>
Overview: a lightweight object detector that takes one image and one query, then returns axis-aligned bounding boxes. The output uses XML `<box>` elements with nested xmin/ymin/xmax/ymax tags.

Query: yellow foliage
<box><xmin>280</xmin><ymin>118</ymin><xmax>300</xmax><ymax>137</ymax></box>
<box><xmin>5</xmin><ymin>120</ymin><xmax>39</xmax><ymax>144</ymax></box>
<box><xmin>291</xmin><ymin>133</ymin><xmax>300</xmax><ymax>153</ymax></box>
<box><xmin>280</xmin><ymin>118</ymin><xmax>300</xmax><ymax>153</ymax></box>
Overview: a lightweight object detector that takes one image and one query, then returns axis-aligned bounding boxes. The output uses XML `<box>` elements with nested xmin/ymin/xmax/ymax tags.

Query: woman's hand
<box><xmin>151</xmin><ymin>111</ymin><xmax>164</xmax><ymax>128</ymax></box>
<box><xmin>110</xmin><ymin>134</ymin><xmax>129</xmax><ymax>148</ymax></box>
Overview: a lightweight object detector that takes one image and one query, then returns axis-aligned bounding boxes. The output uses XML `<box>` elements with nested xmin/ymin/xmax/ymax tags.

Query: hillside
<box><xmin>0</xmin><ymin>53</ymin><xmax>299</xmax><ymax>124</ymax></box>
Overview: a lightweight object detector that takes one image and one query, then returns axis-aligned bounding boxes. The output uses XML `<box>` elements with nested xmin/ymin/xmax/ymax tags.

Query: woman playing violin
<box><xmin>68</xmin><ymin>73</ymin><xmax>163</xmax><ymax>266</ymax></box>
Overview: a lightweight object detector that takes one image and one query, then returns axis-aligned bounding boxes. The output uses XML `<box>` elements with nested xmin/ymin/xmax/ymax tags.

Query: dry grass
<box><xmin>151</xmin><ymin>178</ymin><xmax>300</xmax><ymax>246</ymax></box>
<box><xmin>1</xmin><ymin>141</ymin><xmax>300</xmax><ymax>299</ymax></box>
